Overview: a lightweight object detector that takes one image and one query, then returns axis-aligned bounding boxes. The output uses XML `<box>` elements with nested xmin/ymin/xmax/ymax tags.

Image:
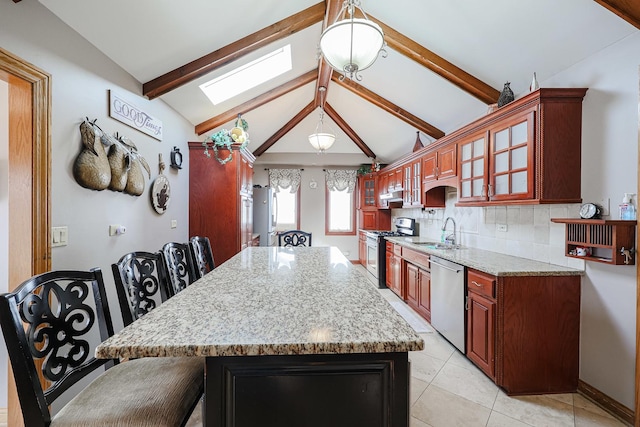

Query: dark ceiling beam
<box><xmin>313</xmin><ymin>0</ymin><xmax>344</xmax><ymax>107</ymax></box>
<box><xmin>368</xmin><ymin>15</ymin><xmax>500</xmax><ymax>105</ymax></box>
<box><xmin>195</xmin><ymin>69</ymin><xmax>317</xmax><ymax>135</ymax></box>
<box><xmin>331</xmin><ymin>74</ymin><xmax>445</xmax><ymax>140</ymax></box>
<box><xmin>143</xmin><ymin>2</ymin><xmax>325</xmax><ymax>99</ymax></box>
<box><xmin>252</xmin><ymin>101</ymin><xmax>316</xmax><ymax>157</ymax></box>
<box><xmin>324</xmin><ymin>103</ymin><xmax>376</xmax><ymax>159</ymax></box>
<box><xmin>593</xmin><ymin>0</ymin><xmax>640</xmax><ymax>29</ymax></box>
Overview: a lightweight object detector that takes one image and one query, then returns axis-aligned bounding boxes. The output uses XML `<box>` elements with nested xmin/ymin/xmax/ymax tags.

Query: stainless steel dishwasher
<box><xmin>430</xmin><ymin>256</ymin><xmax>466</xmax><ymax>353</ymax></box>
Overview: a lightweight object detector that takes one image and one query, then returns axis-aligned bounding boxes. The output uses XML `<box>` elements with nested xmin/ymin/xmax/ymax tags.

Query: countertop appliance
<box><xmin>365</xmin><ymin>217</ymin><xmax>417</xmax><ymax>288</ymax></box>
<box><xmin>430</xmin><ymin>256</ymin><xmax>465</xmax><ymax>353</ymax></box>
<box><xmin>253</xmin><ymin>187</ymin><xmax>277</xmax><ymax>246</ymax></box>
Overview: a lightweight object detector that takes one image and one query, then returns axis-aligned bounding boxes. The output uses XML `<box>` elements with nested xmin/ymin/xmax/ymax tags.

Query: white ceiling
<box><xmin>39</xmin><ymin>0</ymin><xmax>637</xmax><ymax>166</ymax></box>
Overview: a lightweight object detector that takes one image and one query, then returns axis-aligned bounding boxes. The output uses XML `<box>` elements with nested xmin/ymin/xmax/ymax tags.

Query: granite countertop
<box><xmin>385</xmin><ymin>236</ymin><xmax>584</xmax><ymax>277</ymax></box>
<box><xmin>96</xmin><ymin>247</ymin><xmax>424</xmax><ymax>359</ymax></box>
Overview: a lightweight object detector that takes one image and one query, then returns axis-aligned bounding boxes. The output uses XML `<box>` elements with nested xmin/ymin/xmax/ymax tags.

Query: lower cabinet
<box><xmin>385</xmin><ymin>242</ymin><xmax>402</xmax><ymax>298</ymax></box>
<box><xmin>466</xmin><ymin>288</ymin><xmax>496</xmax><ymax>379</ymax></box>
<box><xmin>405</xmin><ymin>259</ymin><xmax>431</xmax><ymax>323</ymax></box>
<box><xmin>465</xmin><ymin>268</ymin><xmax>580</xmax><ymax>394</ymax></box>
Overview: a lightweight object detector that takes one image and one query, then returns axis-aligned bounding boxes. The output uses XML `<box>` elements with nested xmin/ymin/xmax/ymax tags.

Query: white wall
<box><xmin>0</xmin><ymin>77</ymin><xmax>8</xmax><ymax>407</ymax></box>
<box><xmin>253</xmin><ymin>166</ymin><xmax>359</xmax><ymax>259</ymax></box>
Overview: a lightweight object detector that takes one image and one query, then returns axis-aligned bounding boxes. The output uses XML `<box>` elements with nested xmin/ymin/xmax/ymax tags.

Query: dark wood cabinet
<box><xmin>401</xmin><ymin>247</ymin><xmax>431</xmax><ymax>322</ymax></box>
<box><xmin>358</xmin><ymin>175</ymin><xmax>376</xmax><ymax>209</ymax></box>
<box><xmin>385</xmin><ymin>242</ymin><xmax>402</xmax><ymax>298</ymax></box>
<box><xmin>466</xmin><ymin>269</ymin><xmax>496</xmax><ymax>379</ymax></box>
<box><xmin>189</xmin><ymin>143</ymin><xmax>254</xmax><ymax>265</ymax></box>
<box><xmin>465</xmin><ymin>268</ymin><xmax>581</xmax><ymax>395</ymax></box>
<box><xmin>422</xmin><ymin>145</ymin><xmax>457</xmax><ymax>188</ymax></box>
<box><xmin>376</xmin><ymin>173</ymin><xmax>388</xmax><ymax>209</ymax></box>
<box><xmin>457</xmin><ymin>88</ymin><xmax>587</xmax><ymax>205</ymax></box>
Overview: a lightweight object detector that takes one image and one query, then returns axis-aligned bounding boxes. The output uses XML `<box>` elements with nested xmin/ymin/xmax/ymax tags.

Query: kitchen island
<box><xmin>96</xmin><ymin>246</ymin><xmax>424</xmax><ymax>427</ymax></box>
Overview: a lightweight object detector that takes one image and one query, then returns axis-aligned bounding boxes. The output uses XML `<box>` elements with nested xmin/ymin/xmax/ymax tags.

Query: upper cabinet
<box><xmin>456</xmin><ymin>88</ymin><xmax>587</xmax><ymax>206</ymax></box>
<box><xmin>365</xmin><ymin>88</ymin><xmax>587</xmax><ymax>210</ymax></box>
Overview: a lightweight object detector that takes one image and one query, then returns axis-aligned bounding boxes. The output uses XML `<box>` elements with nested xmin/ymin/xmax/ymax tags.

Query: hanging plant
<box><xmin>202</xmin><ymin>115</ymin><xmax>250</xmax><ymax>165</ymax></box>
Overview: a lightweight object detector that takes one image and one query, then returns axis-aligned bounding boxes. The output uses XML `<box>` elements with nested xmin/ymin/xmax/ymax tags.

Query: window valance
<box><xmin>324</xmin><ymin>169</ymin><xmax>357</xmax><ymax>193</ymax></box>
<box><xmin>268</xmin><ymin>169</ymin><xmax>302</xmax><ymax>193</ymax></box>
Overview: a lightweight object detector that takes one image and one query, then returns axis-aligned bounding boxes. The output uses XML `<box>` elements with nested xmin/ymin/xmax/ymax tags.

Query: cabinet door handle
<box><xmin>465</xmin><ymin>296</ymin><xmax>470</xmax><ymax>311</ymax></box>
<box><xmin>471</xmin><ymin>280</ymin><xmax>482</xmax><ymax>287</ymax></box>
<box><xmin>435</xmin><ymin>166</ymin><xmax>439</xmax><ymax>178</ymax></box>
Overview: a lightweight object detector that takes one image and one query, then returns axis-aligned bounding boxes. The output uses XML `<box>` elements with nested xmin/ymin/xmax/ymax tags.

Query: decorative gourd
<box><xmin>73</xmin><ymin>118</ymin><xmax>111</xmax><ymax>191</ymax></box>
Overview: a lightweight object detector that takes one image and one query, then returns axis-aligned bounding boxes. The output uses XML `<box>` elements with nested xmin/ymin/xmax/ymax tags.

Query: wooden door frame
<box><xmin>0</xmin><ymin>47</ymin><xmax>51</xmax><ymax>427</ymax></box>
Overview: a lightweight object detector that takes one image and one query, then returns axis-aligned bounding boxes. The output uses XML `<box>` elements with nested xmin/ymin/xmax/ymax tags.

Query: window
<box><xmin>326</xmin><ymin>187</ymin><xmax>355</xmax><ymax>235</ymax></box>
<box><xmin>199</xmin><ymin>45</ymin><xmax>292</xmax><ymax>105</ymax></box>
<box><xmin>274</xmin><ymin>186</ymin><xmax>300</xmax><ymax>232</ymax></box>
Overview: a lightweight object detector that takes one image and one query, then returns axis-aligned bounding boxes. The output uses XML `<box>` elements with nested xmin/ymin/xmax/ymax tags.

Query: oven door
<box><xmin>365</xmin><ymin>236</ymin><xmax>378</xmax><ymax>278</ymax></box>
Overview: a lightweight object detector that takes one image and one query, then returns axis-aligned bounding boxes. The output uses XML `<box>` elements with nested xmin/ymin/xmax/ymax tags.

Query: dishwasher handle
<box><xmin>431</xmin><ymin>258</ymin><xmax>464</xmax><ymax>273</ymax></box>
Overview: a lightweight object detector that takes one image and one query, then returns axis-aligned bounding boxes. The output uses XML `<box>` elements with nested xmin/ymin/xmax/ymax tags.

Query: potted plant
<box><xmin>202</xmin><ymin>115</ymin><xmax>249</xmax><ymax>165</ymax></box>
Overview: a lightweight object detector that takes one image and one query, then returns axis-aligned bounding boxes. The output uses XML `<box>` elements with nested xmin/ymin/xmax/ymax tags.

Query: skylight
<box><xmin>200</xmin><ymin>45</ymin><xmax>292</xmax><ymax>105</ymax></box>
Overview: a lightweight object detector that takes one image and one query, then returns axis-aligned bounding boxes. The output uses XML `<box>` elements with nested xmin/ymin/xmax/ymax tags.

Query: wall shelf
<box><xmin>550</xmin><ymin>218</ymin><xmax>637</xmax><ymax>265</ymax></box>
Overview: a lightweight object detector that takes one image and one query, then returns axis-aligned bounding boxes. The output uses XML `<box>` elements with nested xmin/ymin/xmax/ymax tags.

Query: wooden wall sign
<box><xmin>109</xmin><ymin>90</ymin><xmax>163</xmax><ymax>141</ymax></box>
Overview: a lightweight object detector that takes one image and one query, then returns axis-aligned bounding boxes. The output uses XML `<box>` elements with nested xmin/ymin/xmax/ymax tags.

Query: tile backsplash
<box><xmin>392</xmin><ymin>188</ymin><xmax>585</xmax><ymax>269</ymax></box>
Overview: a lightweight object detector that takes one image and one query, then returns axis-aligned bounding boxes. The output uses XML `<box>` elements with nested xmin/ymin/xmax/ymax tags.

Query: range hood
<box><xmin>380</xmin><ymin>190</ymin><xmax>403</xmax><ymax>202</ymax></box>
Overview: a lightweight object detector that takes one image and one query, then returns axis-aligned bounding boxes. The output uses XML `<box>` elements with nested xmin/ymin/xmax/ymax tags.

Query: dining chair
<box><xmin>162</xmin><ymin>241</ymin><xmax>198</xmax><ymax>294</ymax></box>
<box><xmin>112</xmin><ymin>251</ymin><xmax>172</xmax><ymax>326</ymax></box>
<box><xmin>189</xmin><ymin>236</ymin><xmax>215</xmax><ymax>279</ymax></box>
<box><xmin>0</xmin><ymin>268</ymin><xmax>204</xmax><ymax>427</ymax></box>
<box><xmin>278</xmin><ymin>230</ymin><xmax>312</xmax><ymax>247</ymax></box>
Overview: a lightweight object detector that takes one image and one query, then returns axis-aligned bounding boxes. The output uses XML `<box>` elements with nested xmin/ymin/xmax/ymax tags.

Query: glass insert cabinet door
<box><xmin>458</xmin><ymin>132</ymin><xmax>488</xmax><ymax>202</ymax></box>
<box><xmin>489</xmin><ymin>110</ymin><xmax>535</xmax><ymax>201</ymax></box>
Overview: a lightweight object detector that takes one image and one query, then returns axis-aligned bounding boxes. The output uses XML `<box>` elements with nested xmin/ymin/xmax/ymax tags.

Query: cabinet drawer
<box><xmin>467</xmin><ymin>269</ymin><xmax>495</xmax><ymax>299</ymax></box>
<box><xmin>402</xmin><ymin>247</ymin><xmax>430</xmax><ymax>269</ymax></box>
<box><xmin>393</xmin><ymin>244</ymin><xmax>402</xmax><ymax>256</ymax></box>
<box><xmin>386</xmin><ymin>241</ymin><xmax>393</xmax><ymax>252</ymax></box>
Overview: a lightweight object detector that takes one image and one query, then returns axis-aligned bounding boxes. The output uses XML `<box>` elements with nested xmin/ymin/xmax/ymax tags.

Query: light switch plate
<box><xmin>51</xmin><ymin>226</ymin><xmax>68</xmax><ymax>247</ymax></box>
<box><xmin>171</xmin><ymin>219</ymin><xmax>177</xmax><ymax>229</ymax></box>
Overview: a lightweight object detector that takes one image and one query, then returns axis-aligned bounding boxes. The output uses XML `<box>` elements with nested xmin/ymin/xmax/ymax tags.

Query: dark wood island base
<box><xmin>205</xmin><ymin>352</ymin><xmax>410</xmax><ymax>427</ymax></box>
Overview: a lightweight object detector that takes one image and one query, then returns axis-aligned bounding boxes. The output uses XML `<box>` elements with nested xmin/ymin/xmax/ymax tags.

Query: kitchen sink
<box><xmin>412</xmin><ymin>241</ymin><xmax>464</xmax><ymax>250</ymax></box>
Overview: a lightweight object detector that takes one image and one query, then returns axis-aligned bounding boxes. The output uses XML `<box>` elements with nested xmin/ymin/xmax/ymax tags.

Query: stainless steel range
<box><xmin>364</xmin><ymin>217</ymin><xmax>417</xmax><ymax>288</ymax></box>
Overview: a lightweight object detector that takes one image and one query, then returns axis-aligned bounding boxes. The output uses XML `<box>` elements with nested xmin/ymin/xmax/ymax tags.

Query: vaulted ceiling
<box><xmin>35</xmin><ymin>0</ymin><xmax>640</xmax><ymax>166</ymax></box>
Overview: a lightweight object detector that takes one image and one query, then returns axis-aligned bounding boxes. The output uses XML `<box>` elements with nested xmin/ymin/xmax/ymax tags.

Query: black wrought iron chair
<box><xmin>278</xmin><ymin>230</ymin><xmax>312</xmax><ymax>247</ymax></box>
<box><xmin>189</xmin><ymin>236</ymin><xmax>215</xmax><ymax>279</ymax></box>
<box><xmin>0</xmin><ymin>268</ymin><xmax>203</xmax><ymax>427</ymax></box>
<box><xmin>162</xmin><ymin>241</ymin><xmax>198</xmax><ymax>294</ymax></box>
<box><xmin>112</xmin><ymin>251</ymin><xmax>172</xmax><ymax>326</ymax></box>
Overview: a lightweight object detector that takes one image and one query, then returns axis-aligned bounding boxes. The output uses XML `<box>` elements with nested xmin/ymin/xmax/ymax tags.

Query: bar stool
<box><xmin>278</xmin><ymin>230</ymin><xmax>312</xmax><ymax>247</ymax></box>
<box><xmin>189</xmin><ymin>236</ymin><xmax>215</xmax><ymax>279</ymax></box>
<box><xmin>162</xmin><ymin>241</ymin><xmax>198</xmax><ymax>294</ymax></box>
<box><xmin>0</xmin><ymin>268</ymin><xmax>203</xmax><ymax>426</ymax></box>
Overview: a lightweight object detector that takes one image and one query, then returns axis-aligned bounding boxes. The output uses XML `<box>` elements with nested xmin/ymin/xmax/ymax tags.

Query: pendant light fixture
<box><xmin>319</xmin><ymin>0</ymin><xmax>386</xmax><ymax>81</ymax></box>
<box><xmin>308</xmin><ymin>86</ymin><xmax>336</xmax><ymax>153</ymax></box>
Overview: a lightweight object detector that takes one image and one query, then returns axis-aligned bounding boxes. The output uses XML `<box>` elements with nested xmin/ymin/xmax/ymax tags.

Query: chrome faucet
<box><xmin>442</xmin><ymin>217</ymin><xmax>457</xmax><ymax>245</ymax></box>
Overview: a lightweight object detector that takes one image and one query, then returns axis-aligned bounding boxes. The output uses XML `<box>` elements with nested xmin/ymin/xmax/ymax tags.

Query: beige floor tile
<box><xmin>409</xmin><ymin>351</ymin><xmax>447</xmax><ymax>384</ymax></box>
<box><xmin>431</xmin><ymin>361</ymin><xmax>499</xmax><ymax>409</ymax></box>
<box><xmin>493</xmin><ymin>391</ymin><xmax>575</xmax><ymax>427</ymax></box>
<box><xmin>573</xmin><ymin>395</ymin><xmax>627</xmax><ymax>426</ymax></box>
<box><xmin>574</xmin><ymin>407</ymin><xmax>627</xmax><ymax>427</ymax></box>
<box><xmin>546</xmin><ymin>393</ymin><xmax>575</xmax><ymax>406</ymax></box>
<box><xmin>415</xmin><ymin>332</ymin><xmax>456</xmax><ymax>361</ymax></box>
<box><xmin>412</xmin><ymin>385</ymin><xmax>491</xmax><ymax>427</ymax></box>
<box><xmin>411</xmin><ymin>377</ymin><xmax>430</xmax><ymax>405</ymax></box>
<box><xmin>411</xmin><ymin>415</ymin><xmax>434</xmax><ymax>427</ymax></box>
<box><xmin>486</xmin><ymin>411</ymin><xmax>533</xmax><ymax>427</ymax></box>
<box><xmin>446</xmin><ymin>348</ymin><xmax>477</xmax><ymax>371</ymax></box>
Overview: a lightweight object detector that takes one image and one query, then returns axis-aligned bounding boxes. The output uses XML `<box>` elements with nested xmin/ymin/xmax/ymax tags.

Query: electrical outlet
<box><xmin>496</xmin><ymin>223</ymin><xmax>508</xmax><ymax>232</ymax></box>
<box><xmin>171</xmin><ymin>219</ymin><xmax>178</xmax><ymax>229</ymax></box>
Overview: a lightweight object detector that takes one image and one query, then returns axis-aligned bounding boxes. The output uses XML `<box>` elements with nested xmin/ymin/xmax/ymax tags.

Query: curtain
<box><xmin>324</xmin><ymin>169</ymin><xmax>357</xmax><ymax>193</ymax></box>
<box><xmin>268</xmin><ymin>169</ymin><xmax>302</xmax><ymax>193</ymax></box>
